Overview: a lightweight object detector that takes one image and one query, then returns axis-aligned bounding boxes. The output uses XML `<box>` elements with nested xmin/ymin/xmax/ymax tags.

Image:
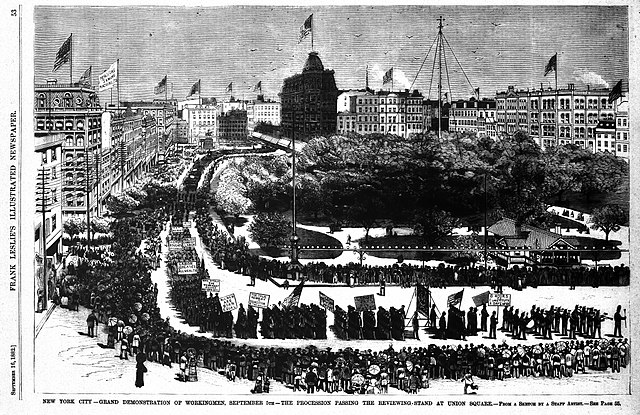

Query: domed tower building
<box><xmin>280</xmin><ymin>51</ymin><xmax>339</xmax><ymax>140</ymax></box>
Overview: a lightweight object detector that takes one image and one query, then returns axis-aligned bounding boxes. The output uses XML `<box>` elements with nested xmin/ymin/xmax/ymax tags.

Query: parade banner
<box><xmin>354</xmin><ymin>294</ymin><xmax>376</xmax><ymax>311</ymax></box>
<box><xmin>416</xmin><ymin>284</ymin><xmax>431</xmax><ymax>316</ymax></box>
<box><xmin>177</xmin><ymin>261</ymin><xmax>198</xmax><ymax>275</ymax></box>
<box><xmin>319</xmin><ymin>291</ymin><xmax>335</xmax><ymax>312</ymax></box>
<box><xmin>201</xmin><ymin>279</ymin><xmax>220</xmax><ymax>292</ymax></box>
<box><xmin>183</xmin><ymin>221</ymin><xmax>191</xmax><ymax>228</ymax></box>
<box><xmin>98</xmin><ymin>60</ymin><xmax>118</xmax><ymax>91</ymax></box>
<box><xmin>472</xmin><ymin>290</ymin><xmax>492</xmax><ymax>307</ymax></box>
<box><xmin>168</xmin><ymin>240</ymin><xmax>183</xmax><ymax>252</ymax></box>
<box><xmin>171</xmin><ymin>226</ymin><xmax>184</xmax><ymax>237</ymax></box>
<box><xmin>488</xmin><ymin>293</ymin><xmax>512</xmax><ymax>307</ymax></box>
<box><xmin>248</xmin><ymin>292</ymin><xmax>270</xmax><ymax>309</ymax></box>
<box><xmin>220</xmin><ymin>294</ymin><xmax>238</xmax><ymax>312</ymax></box>
<box><xmin>182</xmin><ymin>237</ymin><xmax>196</xmax><ymax>248</ymax></box>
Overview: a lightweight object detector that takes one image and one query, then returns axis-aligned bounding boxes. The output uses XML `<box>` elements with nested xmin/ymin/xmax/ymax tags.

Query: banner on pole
<box><xmin>354</xmin><ymin>294</ymin><xmax>376</xmax><ymax>311</ymax></box>
<box><xmin>248</xmin><ymin>292</ymin><xmax>270</xmax><ymax>309</ymax></box>
<box><xmin>177</xmin><ymin>261</ymin><xmax>198</xmax><ymax>275</ymax></box>
<box><xmin>201</xmin><ymin>279</ymin><xmax>220</xmax><ymax>292</ymax></box>
<box><xmin>168</xmin><ymin>240</ymin><xmax>183</xmax><ymax>252</ymax></box>
<box><xmin>220</xmin><ymin>294</ymin><xmax>238</xmax><ymax>313</ymax></box>
<box><xmin>416</xmin><ymin>284</ymin><xmax>431</xmax><ymax>317</ymax></box>
<box><xmin>182</xmin><ymin>237</ymin><xmax>196</xmax><ymax>248</ymax></box>
<box><xmin>98</xmin><ymin>61</ymin><xmax>118</xmax><ymax>92</ymax></box>
<box><xmin>488</xmin><ymin>293</ymin><xmax>511</xmax><ymax>307</ymax></box>
<box><xmin>472</xmin><ymin>291</ymin><xmax>492</xmax><ymax>307</ymax></box>
<box><xmin>319</xmin><ymin>291</ymin><xmax>335</xmax><ymax>312</ymax></box>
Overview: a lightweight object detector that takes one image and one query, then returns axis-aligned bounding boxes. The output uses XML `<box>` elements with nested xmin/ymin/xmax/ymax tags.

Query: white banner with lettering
<box><xmin>98</xmin><ymin>61</ymin><xmax>118</xmax><ymax>92</ymax></box>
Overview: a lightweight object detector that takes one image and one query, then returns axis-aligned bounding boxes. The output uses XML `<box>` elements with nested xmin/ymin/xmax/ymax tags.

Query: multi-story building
<box><xmin>496</xmin><ymin>84</ymin><xmax>618</xmax><ymax>152</ymax></box>
<box><xmin>615</xmin><ymin>100</ymin><xmax>629</xmax><ymax>159</ymax></box>
<box><xmin>595</xmin><ymin>119</ymin><xmax>616</xmax><ymax>154</ymax></box>
<box><xmin>336</xmin><ymin>111</ymin><xmax>357</xmax><ymax>135</ymax></box>
<box><xmin>183</xmin><ymin>104</ymin><xmax>219</xmax><ymax>143</ymax></box>
<box><xmin>34</xmin><ymin>80</ymin><xmax>102</xmax><ymax>219</ymax></box>
<box><xmin>247</xmin><ymin>96</ymin><xmax>281</xmax><ymax>128</ymax></box>
<box><xmin>337</xmin><ymin>89</ymin><xmax>368</xmax><ymax>113</ymax></box>
<box><xmin>280</xmin><ymin>51</ymin><xmax>339</xmax><ymax>140</ymax></box>
<box><xmin>450</xmin><ymin>98</ymin><xmax>497</xmax><ymax>138</ymax></box>
<box><xmin>221</xmin><ymin>100</ymin><xmax>247</xmax><ymax>115</ymax></box>
<box><xmin>120</xmin><ymin>100</ymin><xmax>176</xmax><ymax>161</ymax></box>
<box><xmin>338</xmin><ymin>89</ymin><xmax>424</xmax><ymax>138</ymax></box>
<box><xmin>423</xmin><ymin>99</ymin><xmax>450</xmax><ymax>133</ymax></box>
<box><xmin>34</xmin><ymin>133</ymin><xmax>64</xmax><ymax>311</ymax></box>
<box><xmin>218</xmin><ymin>109</ymin><xmax>248</xmax><ymax>146</ymax></box>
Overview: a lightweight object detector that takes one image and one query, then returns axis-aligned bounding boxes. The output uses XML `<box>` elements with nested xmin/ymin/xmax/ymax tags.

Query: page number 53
<box><xmin>11</xmin><ymin>9</ymin><xmax>17</xmax><ymax>16</ymax></box>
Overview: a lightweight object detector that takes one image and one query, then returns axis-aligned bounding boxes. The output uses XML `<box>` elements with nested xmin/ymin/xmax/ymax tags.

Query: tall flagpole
<box><xmin>555</xmin><ymin>53</ymin><xmax>558</xmax><ymax>143</ymax></box>
<box><xmin>311</xmin><ymin>14</ymin><xmax>314</xmax><ymax>51</ymax></box>
<box><xmin>70</xmin><ymin>33</ymin><xmax>73</xmax><ymax>84</ymax></box>
<box><xmin>198</xmin><ymin>79</ymin><xmax>201</xmax><ymax>105</ymax></box>
<box><xmin>116</xmin><ymin>59</ymin><xmax>120</xmax><ymax>107</ymax></box>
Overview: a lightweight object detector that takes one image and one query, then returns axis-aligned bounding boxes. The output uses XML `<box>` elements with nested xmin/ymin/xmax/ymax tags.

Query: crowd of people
<box><xmin>116</xmin><ymin>327</ymin><xmax>630</xmax><ymax>394</ymax></box>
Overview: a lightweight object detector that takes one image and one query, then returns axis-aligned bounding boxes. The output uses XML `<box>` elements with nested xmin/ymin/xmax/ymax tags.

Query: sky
<box><xmin>34</xmin><ymin>5</ymin><xmax>628</xmax><ymax>103</ymax></box>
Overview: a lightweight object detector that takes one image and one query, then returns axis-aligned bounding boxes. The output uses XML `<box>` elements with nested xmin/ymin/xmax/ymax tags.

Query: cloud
<box><xmin>369</xmin><ymin>64</ymin><xmax>413</xmax><ymax>90</ymax></box>
<box><xmin>573</xmin><ymin>70</ymin><xmax>609</xmax><ymax>88</ymax></box>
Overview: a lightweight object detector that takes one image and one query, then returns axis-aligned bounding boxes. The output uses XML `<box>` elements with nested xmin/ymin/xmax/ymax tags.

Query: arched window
<box><xmin>76</xmin><ymin>193</ymin><xmax>85</xmax><ymax>206</ymax></box>
<box><xmin>37</xmin><ymin>94</ymin><xmax>46</xmax><ymax>108</ymax></box>
<box><xmin>66</xmin><ymin>194</ymin><xmax>74</xmax><ymax>207</ymax></box>
<box><xmin>75</xmin><ymin>135</ymin><xmax>84</xmax><ymax>147</ymax></box>
<box><xmin>63</xmin><ymin>93</ymin><xmax>72</xmax><ymax>107</ymax></box>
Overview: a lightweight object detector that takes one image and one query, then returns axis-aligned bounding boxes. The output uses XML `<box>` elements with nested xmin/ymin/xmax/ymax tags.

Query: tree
<box><xmin>590</xmin><ymin>204</ymin><xmax>627</xmax><ymax>241</ymax></box>
<box><xmin>214</xmin><ymin>167</ymin><xmax>252</xmax><ymax>221</ymax></box>
<box><xmin>248</xmin><ymin>212</ymin><xmax>291</xmax><ymax>248</ymax></box>
<box><xmin>64</xmin><ymin>216</ymin><xmax>87</xmax><ymax>238</ymax></box>
<box><xmin>413</xmin><ymin>208</ymin><xmax>461</xmax><ymax>243</ymax></box>
<box><xmin>106</xmin><ymin>193</ymin><xmax>140</xmax><ymax>215</ymax></box>
<box><xmin>580</xmin><ymin>152</ymin><xmax>628</xmax><ymax>202</ymax></box>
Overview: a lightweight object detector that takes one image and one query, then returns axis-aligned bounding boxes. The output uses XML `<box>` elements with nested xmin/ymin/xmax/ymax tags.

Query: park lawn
<box><xmin>250</xmin><ymin>226</ymin><xmax>344</xmax><ymax>260</ymax></box>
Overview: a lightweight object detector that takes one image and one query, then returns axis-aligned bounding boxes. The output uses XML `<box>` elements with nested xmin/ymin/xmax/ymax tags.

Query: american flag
<box><xmin>53</xmin><ymin>34</ymin><xmax>72</xmax><ymax>72</ymax></box>
<box><xmin>282</xmin><ymin>279</ymin><xmax>305</xmax><ymax>308</ymax></box>
<box><xmin>447</xmin><ymin>289</ymin><xmax>464</xmax><ymax>308</ymax></box>
<box><xmin>382</xmin><ymin>67</ymin><xmax>393</xmax><ymax>85</ymax></box>
<box><xmin>298</xmin><ymin>14</ymin><xmax>313</xmax><ymax>44</ymax></box>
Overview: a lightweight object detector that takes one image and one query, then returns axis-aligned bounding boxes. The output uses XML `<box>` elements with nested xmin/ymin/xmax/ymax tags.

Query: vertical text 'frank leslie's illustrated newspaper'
<box><xmin>0</xmin><ymin>2</ymin><xmax>638</xmax><ymax>414</ymax></box>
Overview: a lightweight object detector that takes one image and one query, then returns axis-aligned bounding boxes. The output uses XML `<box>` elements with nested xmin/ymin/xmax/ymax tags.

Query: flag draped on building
<box><xmin>544</xmin><ymin>53</ymin><xmax>557</xmax><ymax>76</ymax></box>
<box><xmin>447</xmin><ymin>289</ymin><xmax>464</xmax><ymax>308</ymax></box>
<box><xmin>282</xmin><ymin>279</ymin><xmax>305</xmax><ymax>308</ymax></box>
<box><xmin>225</xmin><ymin>82</ymin><xmax>233</xmax><ymax>93</ymax></box>
<box><xmin>298</xmin><ymin>14</ymin><xmax>313</xmax><ymax>44</ymax></box>
<box><xmin>253</xmin><ymin>81</ymin><xmax>262</xmax><ymax>92</ymax></box>
<box><xmin>416</xmin><ymin>284</ymin><xmax>431</xmax><ymax>317</ymax></box>
<box><xmin>188</xmin><ymin>79</ymin><xmax>200</xmax><ymax>97</ymax></box>
<box><xmin>155</xmin><ymin>75</ymin><xmax>167</xmax><ymax>95</ymax></box>
<box><xmin>383</xmin><ymin>67</ymin><xmax>393</xmax><ymax>85</ymax></box>
<box><xmin>78</xmin><ymin>66</ymin><xmax>92</xmax><ymax>86</ymax></box>
<box><xmin>608</xmin><ymin>79</ymin><xmax>623</xmax><ymax>103</ymax></box>
<box><xmin>98</xmin><ymin>61</ymin><xmax>118</xmax><ymax>92</ymax></box>
<box><xmin>53</xmin><ymin>34</ymin><xmax>72</xmax><ymax>72</ymax></box>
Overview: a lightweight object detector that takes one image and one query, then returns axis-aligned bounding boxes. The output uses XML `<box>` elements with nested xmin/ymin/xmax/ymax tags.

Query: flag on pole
<box><xmin>154</xmin><ymin>75</ymin><xmax>167</xmax><ymax>95</ymax></box>
<box><xmin>282</xmin><ymin>279</ymin><xmax>305</xmax><ymax>308</ymax></box>
<box><xmin>298</xmin><ymin>14</ymin><xmax>313</xmax><ymax>44</ymax></box>
<box><xmin>225</xmin><ymin>82</ymin><xmax>233</xmax><ymax>93</ymax></box>
<box><xmin>382</xmin><ymin>67</ymin><xmax>393</xmax><ymax>85</ymax></box>
<box><xmin>78</xmin><ymin>66</ymin><xmax>92</xmax><ymax>86</ymax></box>
<box><xmin>544</xmin><ymin>53</ymin><xmax>557</xmax><ymax>77</ymax></box>
<box><xmin>608</xmin><ymin>79</ymin><xmax>623</xmax><ymax>103</ymax></box>
<box><xmin>53</xmin><ymin>34</ymin><xmax>72</xmax><ymax>72</ymax></box>
<box><xmin>447</xmin><ymin>289</ymin><xmax>464</xmax><ymax>308</ymax></box>
<box><xmin>416</xmin><ymin>284</ymin><xmax>431</xmax><ymax>317</ymax></box>
<box><xmin>472</xmin><ymin>291</ymin><xmax>491</xmax><ymax>307</ymax></box>
<box><xmin>188</xmin><ymin>79</ymin><xmax>200</xmax><ymax>97</ymax></box>
<box><xmin>253</xmin><ymin>81</ymin><xmax>262</xmax><ymax>92</ymax></box>
<box><xmin>98</xmin><ymin>61</ymin><xmax>118</xmax><ymax>92</ymax></box>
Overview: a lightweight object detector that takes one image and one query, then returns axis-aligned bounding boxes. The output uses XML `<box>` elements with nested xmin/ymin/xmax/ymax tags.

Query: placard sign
<box><xmin>248</xmin><ymin>292</ymin><xmax>270</xmax><ymax>309</ymax></box>
<box><xmin>488</xmin><ymin>293</ymin><xmax>511</xmax><ymax>307</ymax></box>
<box><xmin>171</xmin><ymin>226</ymin><xmax>184</xmax><ymax>237</ymax></box>
<box><xmin>201</xmin><ymin>279</ymin><xmax>220</xmax><ymax>292</ymax></box>
<box><xmin>182</xmin><ymin>237</ymin><xmax>196</xmax><ymax>248</ymax></box>
<box><xmin>319</xmin><ymin>291</ymin><xmax>335</xmax><ymax>312</ymax></box>
<box><xmin>183</xmin><ymin>221</ymin><xmax>191</xmax><ymax>229</ymax></box>
<box><xmin>354</xmin><ymin>294</ymin><xmax>376</xmax><ymax>311</ymax></box>
<box><xmin>168</xmin><ymin>240</ymin><xmax>183</xmax><ymax>251</ymax></box>
<box><xmin>177</xmin><ymin>261</ymin><xmax>198</xmax><ymax>275</ymax></box>
<box><xmin>220</xmin><ymin>294</ymin><xmax>238</xmax><ymax>313</ymax></box>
